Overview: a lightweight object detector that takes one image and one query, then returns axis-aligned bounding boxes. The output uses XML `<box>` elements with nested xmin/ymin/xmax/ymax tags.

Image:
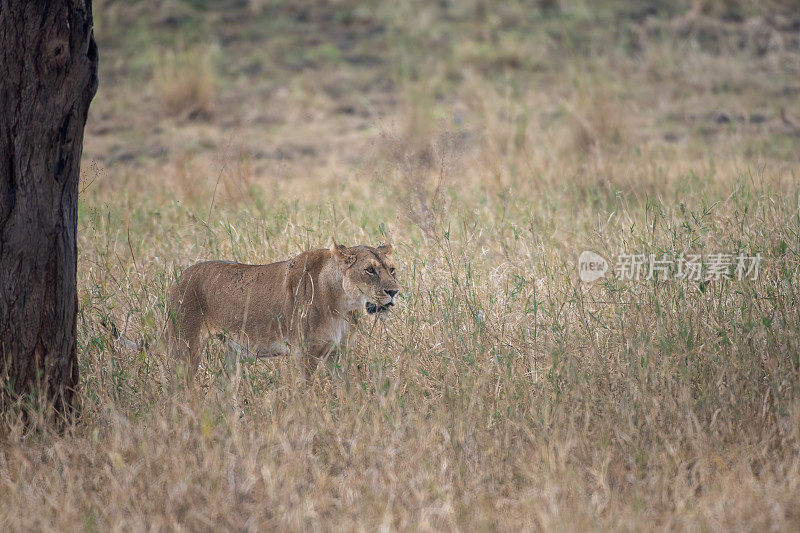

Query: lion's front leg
<box><xmin>294</xmin><ymin>341</ymin><xmax>337</xmax><ymax>379</ymax></box>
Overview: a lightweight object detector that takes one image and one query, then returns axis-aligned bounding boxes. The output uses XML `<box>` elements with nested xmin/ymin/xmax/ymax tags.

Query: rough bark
<box><xmin>0</xmin><ymin>1</ymin><xmax>98</xmax><ymax>419</ymax></box>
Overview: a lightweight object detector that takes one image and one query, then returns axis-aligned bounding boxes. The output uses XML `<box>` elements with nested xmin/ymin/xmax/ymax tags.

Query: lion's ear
<box><xmin>376</xmin><ymin>243</ymin><xmax>393</xmax><ymax>257</ymax></box>
<box><xmin>331</xmin><ymin>240</ymin><xmax>356</xmax><ymax>266</ymax></box>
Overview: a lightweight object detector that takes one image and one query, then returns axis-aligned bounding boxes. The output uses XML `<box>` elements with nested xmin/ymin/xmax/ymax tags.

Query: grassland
<box><xmin>2</xmin><ymin>0</ymin><xmax>800</xmax><ymax>530</ymax></box>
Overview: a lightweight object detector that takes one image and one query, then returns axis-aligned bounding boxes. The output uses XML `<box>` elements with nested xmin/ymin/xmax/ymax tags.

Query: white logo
<box><xmin>578</xmin><ymin>250</ymin><xmax>609</xmax><ymax>283</ymax></box>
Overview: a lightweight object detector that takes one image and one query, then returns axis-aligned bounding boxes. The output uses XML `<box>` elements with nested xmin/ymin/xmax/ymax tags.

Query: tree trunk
<box><xmin>0</xmin><ymin>1</ymin><xmax>98</xmax><ymax>419</ymax></box>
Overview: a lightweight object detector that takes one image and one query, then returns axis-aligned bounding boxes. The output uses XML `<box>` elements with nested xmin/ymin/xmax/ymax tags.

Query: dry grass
<box><xmin>152</xmin><ymin>44</ymin><xmax>217</xmax><ymax>120</ymax></box>
<box><xmin>2</xmin><ymin>0</ymin><xmax>800</xmax><ymax>530</ymax></box>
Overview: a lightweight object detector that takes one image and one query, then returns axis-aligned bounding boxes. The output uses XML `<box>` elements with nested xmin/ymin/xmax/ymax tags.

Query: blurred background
<box><xmin>84</xmin><ymin>0</ymin><xmax>800</xmax><ymax>203</ymax></box>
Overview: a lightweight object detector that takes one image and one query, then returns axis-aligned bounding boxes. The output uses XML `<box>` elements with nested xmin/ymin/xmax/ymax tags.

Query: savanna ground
<box><xmin>3</xmin><ymin>0</ymin><xmax>800</xmax><ymax>530</ymax></box>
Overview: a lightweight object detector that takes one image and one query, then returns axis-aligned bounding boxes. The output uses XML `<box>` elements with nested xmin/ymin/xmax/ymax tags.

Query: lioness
<box><xmin>167</xmin><ymin>241</ymin><xmax>399</xmax><ymax>377</ymax></box>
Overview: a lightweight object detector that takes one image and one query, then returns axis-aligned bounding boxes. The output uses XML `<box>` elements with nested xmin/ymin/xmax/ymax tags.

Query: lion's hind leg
<box><xmin>166</xmin><ymin>284</ymin><xmax>206</xmax><ymax>384</ymax></box>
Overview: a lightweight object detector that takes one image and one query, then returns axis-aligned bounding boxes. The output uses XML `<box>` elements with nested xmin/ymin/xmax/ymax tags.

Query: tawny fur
<box><xmin>166</xmin><ymin>242</ymin><xmax>398</xmax><ymax>378</ymax></box>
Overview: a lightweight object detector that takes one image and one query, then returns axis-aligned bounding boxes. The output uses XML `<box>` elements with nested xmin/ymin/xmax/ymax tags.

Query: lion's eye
<box><xmin>365</xmin><ymin>266</ymin><xmax>376</xmax><ymax>276</ymax></box>
<box><xmin>389</xmin><ymin>268</ymin><xmax>396</xmax><ymax>276</ymax></box>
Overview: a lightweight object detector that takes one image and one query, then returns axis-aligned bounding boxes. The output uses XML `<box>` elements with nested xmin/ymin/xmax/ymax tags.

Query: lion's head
<box><xmin>332</xmin><ymin>242</ymin><xmax>399</xmax><ymax>315</ymax></box>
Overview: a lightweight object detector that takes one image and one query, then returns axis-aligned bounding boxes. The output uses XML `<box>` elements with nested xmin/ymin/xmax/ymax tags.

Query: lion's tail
<box><xmin>100</xmin><ymin>319</ymin><xmax>149</xmax><ymax>352</ymax></box>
